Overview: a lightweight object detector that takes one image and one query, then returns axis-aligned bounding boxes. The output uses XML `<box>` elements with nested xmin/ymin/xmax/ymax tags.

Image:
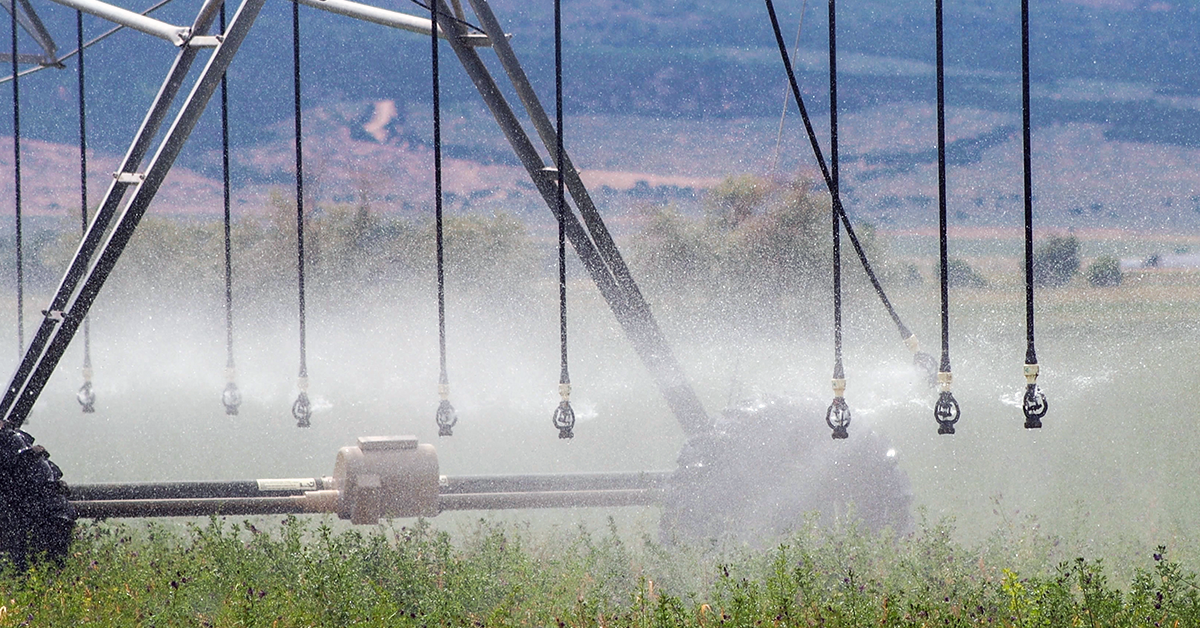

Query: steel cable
<box><xmin>769</xmin><ymin>0</ymin><xmax>807</xmax><ymax>181</ymax></box>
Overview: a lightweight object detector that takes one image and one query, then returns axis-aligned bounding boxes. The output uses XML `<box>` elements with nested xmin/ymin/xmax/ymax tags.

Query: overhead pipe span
<box><xmin>46</xmin><ymin>0</ymin><xmax>190</xmax><ymax>45</ymax></box>
<box><xmin>69</xmin><ymin>437</ymin><xmax>671</xmax><ymax>521</ymax></box>
<box><xmin>292</xmin><ymin>0</ymin><xmax>495</xmax><ymax>47</ymax></box>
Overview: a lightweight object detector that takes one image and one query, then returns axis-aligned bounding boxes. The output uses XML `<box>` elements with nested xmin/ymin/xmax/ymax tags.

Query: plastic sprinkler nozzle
<box><xmin>552</xmin><ymin>383</ymin><xmax>575</xmax><ymax>439</ymax></box>
<box><xmin>826</xmin><ymin>378</ymin><xmax>850</xmax><ymax>440</ymax></box>
<box><xmin>1021</xmin><ymin>363</ymin><xmax>1047</xmax><ymax>429</ymax></box>
<box><xmin>222</xmin><ymin>368</ymin><xmax>241</xmax><ymax>416</ymax></box>
<box><xmin>77</xmin><ymin>381</ymin><xmax>96</xmax><ymax>414</ymax></box>
<box><xmin>292</xmin><ymin>377</ymin><xmax>311</xmax><ymax>428</ymax></box>
<box><xmin>934</xmin><ymin>371</ymin><xmax>960</xmax><ymax>435</ymax></box>
<box><xmin>436</xmin><ymin>383</ymin><xmax>457</xmax><ymax>437</ymax></box>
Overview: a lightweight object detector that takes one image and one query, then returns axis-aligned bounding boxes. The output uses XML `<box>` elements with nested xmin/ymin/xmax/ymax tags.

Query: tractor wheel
<box><xmin>661</xmin><ymin>398</ymin><xmax>912</xmax><ymax>542</ymax></box>
<box><xmin>0</xmin><ymin>429</ymin><xmax>76</xmax><ymax>569</ymax></box>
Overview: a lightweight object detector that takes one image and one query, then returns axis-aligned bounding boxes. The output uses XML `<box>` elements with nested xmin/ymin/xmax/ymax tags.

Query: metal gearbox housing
<box><xmin>330</xmin><ymin>436</ymin><xmax>440</xmax><ymax>524</ymax></box>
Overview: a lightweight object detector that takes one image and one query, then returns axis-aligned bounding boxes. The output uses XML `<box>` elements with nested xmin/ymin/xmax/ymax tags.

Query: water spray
<box><xmin>222</xmin><ymin>368</ymin><xmax>242</xmax><ymax>416</ymax></box>
<box><xmin>76</xmin><ymin>367</ymin><xmax>95</xmax><ymax>414</ymax></box>
<box><xmin>553</xmin><ymin>383</ymin><xmax>575</xmax><ymax>439</ymax></box>
<box><xmin>292</xmin><ymin>376</ymin><xmax>311</xmax><ymax>428</ymax></box>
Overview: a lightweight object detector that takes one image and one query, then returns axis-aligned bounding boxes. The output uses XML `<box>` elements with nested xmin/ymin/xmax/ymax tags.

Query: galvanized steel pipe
<box><xmin>46</xmin><ymin>0</ymin><xmax>188</xmax><ymax>45</ymax></box>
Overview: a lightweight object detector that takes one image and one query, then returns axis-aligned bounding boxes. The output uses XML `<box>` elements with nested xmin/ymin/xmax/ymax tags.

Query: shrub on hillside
<box><xmin>40</xmin><ymin>195</ymin><xmax>537</xmax><ymax>314</ymax></box>
<box><xmin>630</xmin><ymin>176</ymin><xmax>833</xmax><ymax>330</ymax></box>
<box><xmin>1033</xmin><ymin>235</ymin><xmax>1080</xmax><ymax>287</ymax></box>
<box><xmin>1087</xmin><ymin>255</ymin><xmax>1123</xmax><ymax>287</ymax></box>
<box><xmin>947</xmin><ymin>258</ymin><xmax>987</xmax><ymax>288</ymax></box>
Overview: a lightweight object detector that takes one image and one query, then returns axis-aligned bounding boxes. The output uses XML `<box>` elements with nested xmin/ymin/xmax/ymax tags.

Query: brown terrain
<box><xmin>1</xmin><ymin>96</ymin><xmax>1198</xmax><ymax>237</ymax></box>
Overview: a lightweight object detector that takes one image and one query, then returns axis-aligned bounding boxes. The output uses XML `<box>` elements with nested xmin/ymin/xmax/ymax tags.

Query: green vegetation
<box><xmin>3</xmin><ymin>515</ymin><xmax>1199</xmax><ymax>627</ymax></box>
<box><xmin>1033</xmin><ymin>235</ymin><xmax>1081</xmax><ymax>288</ymax></box>
<box><xmin>39</xmin><ymin>199</ymin><xmax>540</xmax><ymax>314</ymax></box>
<box><xmin>627</xmin><ymin>175</ymin><xmax>903</xmax><ymax>334</ymax></box>
<box><xmin>947</xmin><ymin>257</ymin><xmax>987</xmax><ymax>288</ymax></box>
<box><xmin>1087</xmin><ymin>256</ymin><xmax>1124</xmax><ymax>287</ymax></box>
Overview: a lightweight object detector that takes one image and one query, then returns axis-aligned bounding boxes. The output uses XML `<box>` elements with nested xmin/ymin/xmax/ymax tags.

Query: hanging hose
<box><xmin>824</xmin><ymin>0</ymin><xmax>849</xmax><ymax>440</ymax></box>
<box><xmin>762</xmin><ymin>0</ymin><xmax>937</xmax><ymax>385</ymax></box>
<box><xmin>219</xmin><ymin>5</ymin><xmax>241</xmax><ymax>417</ymax></box>
<box><xmin>430</xmin><ymin>0</ymin><xmax>457</xmax><ymax>437</ymax></box>
<box><xmin>11</xmin><ymin>4</ymin><xmax>24</xmax><ymax>357</ymax></box>
<box><xmin>74</xmin><ymin>11</ymin><xmax>95</xmax><ymax>414</ymax></box>
<box><xmin>550</xmin><ymin>0</ymin><xmax>574</xmax><ymax>440</ymax></box>
<box><xmin>291</xmin><ymin>0</ymin><xmax>311</xmax><ymax>428</ymax></box>
<box><xmin>1020</xmin><ymin>0</ymin><xmax>1046</xmax><ymax>429</ymax></box>
<box><xmin>933</xmin><ymin>0</ymin><xmax>959</xmax><ymax>435</ymax></box>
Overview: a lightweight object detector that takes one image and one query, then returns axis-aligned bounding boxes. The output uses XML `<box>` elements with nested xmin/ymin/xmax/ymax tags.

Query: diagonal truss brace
<box><xmin>445</xmin><ymin>0</ymin><xmax>712</xmax><ymax>435</ymax></box>
<box><xmin>0</xmin><ymin>0</ymin><xmax>710</xmax><ymax>437</ymax></box>
<box><xmin>0</xmin><ymin>0</ymin><xmax>61</xmax><ymax>66</ymax></box>
<box><xmin>0</xmin><ymin>0</ymin><xmax>267</xmax><ymax>430</ymax></box>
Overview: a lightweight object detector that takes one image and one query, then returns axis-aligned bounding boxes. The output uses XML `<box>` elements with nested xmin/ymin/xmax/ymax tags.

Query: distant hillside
<box><xmin>4</xmin><ymin>0</ymin><xmax>1197</xmax><ymax>147</ymax></box>
<box><xmin>0</xmin><ymin>0</ymin><xmax>1196</xmax><ymax>232</ymax></box>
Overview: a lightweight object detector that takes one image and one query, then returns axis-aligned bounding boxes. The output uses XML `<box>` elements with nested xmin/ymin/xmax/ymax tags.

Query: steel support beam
<box><xmin>72</xmin><ymin>471</ymin><xmax>670</xmax><ymax>502</ymax></box>
<box><xmin>292</xmin><ymin>0</ymin><xmax>493</xmax><ymax>47</ymax></box>
<box><xmin>70</xmin><ymin>471</ymin><xmax>669</xmax><ymax>519</ymax></box>
<box><xmin>0</xmin><ymin>0</ymin><xmax>709</xmax><ymax>440</ymax></box>
<box><xmin>0</xmin><ymin>0</ymin><xmax>266</xmax><ymax>429</ymax></box>
<box><xmin>1</xmin><ymin>0</ymin><xmax>60</xmax><ymax>65</ymax></box>
<box><xmin>72</xmin><ymin>489</ymin><xmax>661</xmax><ymax>518</ymax></box>
<box><xmin>440</xmin><ymin>0</ymin><xmax>712</xmax><ymax>435</ymax></box>
<box><xmin>47</xmin><ymin>0</ymin><xmax>190</xmax><ymax>45</ymax></box>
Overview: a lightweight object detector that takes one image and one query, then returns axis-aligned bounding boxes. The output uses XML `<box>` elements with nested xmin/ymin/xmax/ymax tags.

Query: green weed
<box><xmin>3</xmin><ymin>515</ymin><xmax>1200</xmax><ymax>627</ymax></box>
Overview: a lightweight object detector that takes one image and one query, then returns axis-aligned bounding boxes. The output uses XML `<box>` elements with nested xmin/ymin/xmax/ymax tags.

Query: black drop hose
<box><xmin>762</xmin><ymin>0</ymin><xmax>937</xmax><ymax>383</ymax></box>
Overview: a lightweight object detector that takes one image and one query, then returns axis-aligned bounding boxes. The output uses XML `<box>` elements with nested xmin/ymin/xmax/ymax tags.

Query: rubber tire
<box><xmin>0</xmin><ymin>429</ymin><xmax>76</xmax><ymax>569</ymax></box>
<box><xmin>661</xmin><ymin>398</ymin><xmax>912</xmax><ymax>542</ymax></box>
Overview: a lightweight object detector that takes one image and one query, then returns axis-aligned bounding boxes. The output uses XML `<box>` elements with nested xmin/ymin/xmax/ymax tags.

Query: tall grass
<box><xmin>2</xmin><ymin>513</ymin><xmax>1199</xmax><ymax>627</ymax></box>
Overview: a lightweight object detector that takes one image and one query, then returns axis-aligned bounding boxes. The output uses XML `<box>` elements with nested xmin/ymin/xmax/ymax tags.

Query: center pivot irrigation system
<box><xmin>0</xmin><ymin>0</ymin><xmax>1050</xmax><ymax>565</ymax></box>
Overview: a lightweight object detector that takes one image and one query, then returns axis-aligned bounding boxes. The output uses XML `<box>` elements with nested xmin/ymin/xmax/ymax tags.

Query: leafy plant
<box><xmin>4</xmin><ymin>516</ymin><xmax>1200</xmax><ymax>626</ymax></box>
<box><xmin>947</xmin><ymin>257</ymin><xmax>987</xmax><ymax>288</ymax></box>
<box><xmin>1086</xmin><ymin>255</ymin><xmax>1123</xmax><ymax>287</ymax></box>
<box><xmin>1033</xmin><ymin>235</ymin><xmax>1081</xmax><ymax>288</ymax></box>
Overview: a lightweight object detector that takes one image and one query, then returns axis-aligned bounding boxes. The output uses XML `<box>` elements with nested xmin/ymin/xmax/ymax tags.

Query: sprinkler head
<box><xmin>552</xmin><ymin>400</ymin><xmax>575</xmax><ymax>439</ymax></box>
<box><xmin>934</xmin><ymin>390</ymin><xmax>960</xmax><ymax>435</ymax></box>
<box><xmin>292</xmin><ymin>391</ymin><xmax>311</xmax><ymax>428</ymax></box>
<box><xmin>1022</xmin><ymin>384</ymin><xmax>1047</xmax><ymax>429</ymax></box>
<box><xmin>825</xmin><ymin>396</ymin><xmax>851</xmax><ymax>440</ymax></box>
<box><xmin>435</xmin><ymin>399</ymin><xmax>457</xmax><ymax>437</ymax></box>
<box><xmin>222</xmin><ymin>381</ymin><xmax>242</xmax><ymax>416</ymax></box>
<box><xmin>77</xmin><ymin>381</ymin><xmax>96</xmax><ymax>414</ymax></box>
